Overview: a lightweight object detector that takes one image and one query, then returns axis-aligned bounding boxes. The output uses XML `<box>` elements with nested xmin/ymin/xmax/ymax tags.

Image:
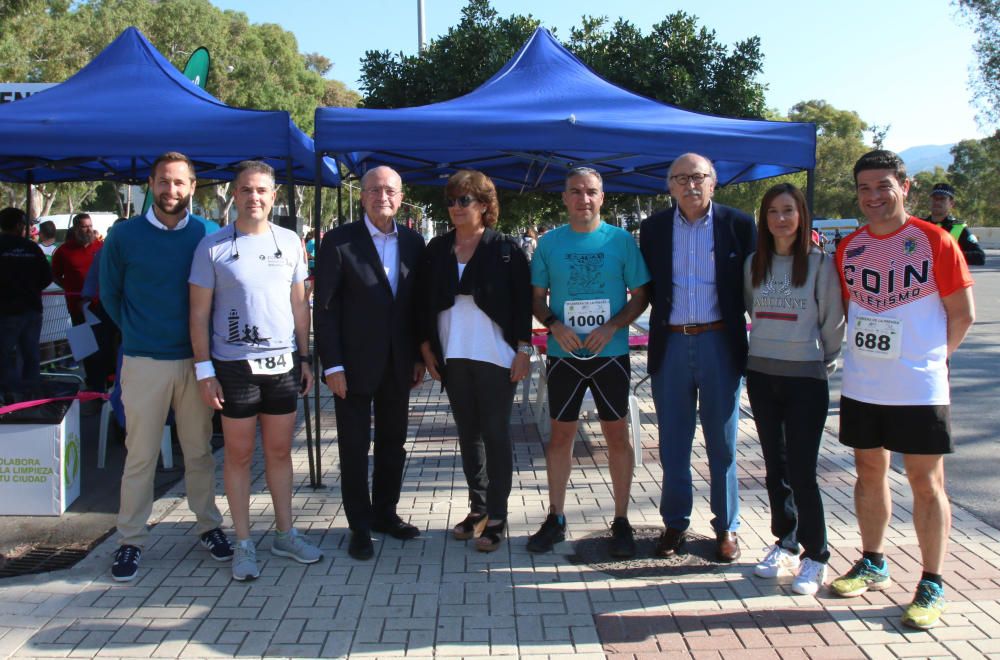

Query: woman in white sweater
<box><xmin>743</xmin><ymin>183</ymin><xmax>845</xmax><ymax>596</ymax></box>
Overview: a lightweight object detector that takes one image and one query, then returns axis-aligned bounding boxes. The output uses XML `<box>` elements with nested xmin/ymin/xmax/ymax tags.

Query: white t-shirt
<box><xmin>437</xmin><ymin>262</ymin><xmax>515</xmax><ymax>370</ymax></box>
<box><xmin>189</xmin><ymin>223</ymin><xmax>308</xmax><ymax>361</ymax></box>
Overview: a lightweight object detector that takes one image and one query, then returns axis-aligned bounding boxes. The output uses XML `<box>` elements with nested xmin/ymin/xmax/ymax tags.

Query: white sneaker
<box><xmin>792</xmin><ymin>558</ymin><xmax>828</xmax><ymax>595</ymax></box>
<box><xmin>754</xmin><ymin>545</ymin><xmax>800</xmax><ymax>578</ymax></box>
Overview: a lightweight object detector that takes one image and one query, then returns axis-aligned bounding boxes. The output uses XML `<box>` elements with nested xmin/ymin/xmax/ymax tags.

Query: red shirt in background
<box><xmin>52</xmin><ymin>235</ymin><xmax>103</xmax><ymax>321</ymax></box>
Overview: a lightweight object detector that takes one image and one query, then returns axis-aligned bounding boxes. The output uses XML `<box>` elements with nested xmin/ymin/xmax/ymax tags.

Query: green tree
<box><xmin>0</xmin><ymin>0</ymin><xmax>359</xmax><ymax>220</ymax></box>
<box><xmin>788</xmin><ymin>100</ymin><xmax>870</xmax><ymax>219</ymax></box>
<box><xmin>948</xmin><ymin>131</ymin><xmax>1000</xmax><ymax>226</ymax></box>
<box><xmin>957</xmin><ymin>0</ymin><xmax>999</xmax><ymax>126</ymax></box>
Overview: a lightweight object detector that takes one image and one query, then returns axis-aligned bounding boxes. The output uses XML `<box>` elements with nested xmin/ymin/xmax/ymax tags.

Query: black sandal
<box><xmin>453</xmin><ymin>512</ymin><xmax>488</xmax><ymax>540</ymax></box>
<box><xmin>475</xmin><ymin>520</ymin><xmax>506</xmax><ymax>553</ymax></box>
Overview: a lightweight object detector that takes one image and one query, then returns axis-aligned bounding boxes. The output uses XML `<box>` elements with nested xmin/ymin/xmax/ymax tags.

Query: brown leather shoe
<box><xmin>716</xmin><ymin>531</ymin><xmax>741</xmax><ymax>562</ymax></box>
<box><xmin>655</xmin><ymin>527</ymin><xmax>686</xmax><ymax>557</ymax></box>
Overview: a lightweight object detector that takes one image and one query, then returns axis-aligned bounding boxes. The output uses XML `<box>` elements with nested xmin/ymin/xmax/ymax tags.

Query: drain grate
<box><xmin>568</xmin><ymin>527</ymin><xmax>725</xmax><ymax>579</ymax></box>
<box><xmin>0</xmin><ymin>546</ymin><xmax>90</xmax><ymax>578</ymax></box>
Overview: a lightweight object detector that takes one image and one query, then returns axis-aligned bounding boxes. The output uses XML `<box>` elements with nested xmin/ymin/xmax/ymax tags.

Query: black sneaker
<box><xmin>609</xmin><ymin>517</ymin><xmax>636</xmax><ymax>559</ymax></box>
<box><xmin>200</xmin><ymin>528</ymin><xmax>234</xmax><ymax>562</ymax></box>
<box><xmin>526</xmin><ymin>513</ymin><xmax>566</xmax><ymax>553</ymax></box>
<box><xmin>111</xmin><ymin>545</ymin><xmax>141</xmax><ymax>582</ymax></box>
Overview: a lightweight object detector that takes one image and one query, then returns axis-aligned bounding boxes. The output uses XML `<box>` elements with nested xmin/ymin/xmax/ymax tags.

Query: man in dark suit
<box><xmin>639</xmin><ymin>153</ymin><xmax>756</xmax><ymax>563</ymax></box>
<box><xmin>314</xmin><ymin>165</ymin><xmax>426</xmax><ymax>560</ymax></box>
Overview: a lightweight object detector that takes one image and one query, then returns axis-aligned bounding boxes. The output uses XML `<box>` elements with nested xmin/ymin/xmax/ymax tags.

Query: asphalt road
<box><xmin>826</xmin><ymin>249</ymin><xmax>1000</xmax><ymax>528</ymax></box>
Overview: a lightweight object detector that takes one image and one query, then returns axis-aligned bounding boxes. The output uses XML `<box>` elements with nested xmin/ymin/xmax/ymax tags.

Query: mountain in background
<box><xmin>899</xmin><ymin>144</ymin><xmax>954</xmax><ymax>174</ymax></box>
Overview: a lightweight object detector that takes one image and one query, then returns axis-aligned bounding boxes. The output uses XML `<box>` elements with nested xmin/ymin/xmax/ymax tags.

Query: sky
<box><xmin>209</xmin><ymin>0</ymin><xmax>990</xmax><ymax>153</ymax></box>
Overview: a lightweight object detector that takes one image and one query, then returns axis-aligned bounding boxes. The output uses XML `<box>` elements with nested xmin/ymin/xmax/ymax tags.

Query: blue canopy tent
<box><xmin>0</xmin><ymin>27</ymin><xmax>339</xmax><ymax>197</ymax></box>
<box><xmin>315</xmin><ymin>28</ymin><xmax>815</xmax><ymax>195</ymax></box>
<box><xmin>0</xmin><ymin>27</ymin><xmax>336</xmax><ymax>487</ymax></box>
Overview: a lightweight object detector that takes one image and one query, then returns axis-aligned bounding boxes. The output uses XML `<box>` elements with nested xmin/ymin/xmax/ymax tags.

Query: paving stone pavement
<box><xmin>1</xmin><ymin>353</ymin><xmax>999</xmax><ymax>659</ymax></box>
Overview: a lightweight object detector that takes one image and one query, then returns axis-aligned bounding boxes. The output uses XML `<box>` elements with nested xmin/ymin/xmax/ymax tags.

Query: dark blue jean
<box><xmin>652</xmin><ymin>330</ymin><xmax>742</xmax><ymax>534</ymax></box>
<box><xmin>0</xmin><ymin>310</ymin><xmax>42</xmax><ymax>392</ymax></box>
<box><xmin>746</xmin><ymin>369</ymin><xmax>830</xmax><ymax>562</ymax></box>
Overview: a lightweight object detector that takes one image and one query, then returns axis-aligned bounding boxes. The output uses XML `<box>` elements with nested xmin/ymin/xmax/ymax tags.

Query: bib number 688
<box><xmin>854</xmin><ymin>331</ymin><xmax>891</xmax><ymax>352</ymax></box>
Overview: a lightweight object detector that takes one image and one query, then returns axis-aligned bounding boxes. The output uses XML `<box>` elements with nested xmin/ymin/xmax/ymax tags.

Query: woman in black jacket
<box><xmin>418</xmin><ymin>170</ymin><xmax>533</xmax><ymax>552</ymax></box>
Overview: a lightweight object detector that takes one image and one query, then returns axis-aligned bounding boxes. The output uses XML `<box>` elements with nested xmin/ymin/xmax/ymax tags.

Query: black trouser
<box><xmin>333</xmin><ymin>358</ymin><xmax>410</xmax><ymax>532</ymax></box>
<box><xmin>444</xmin><ymin>358</ymin><xmax>516</xmax><ymax>520</ymax></box>
<box><xmin>746</xmin><ymin>370</ymin><xmax>831</xmax><ymax>563</ymax></box>
<box><xmin>70</xmin><ymin>304</ymin><xmax>117</xmax><ymax>394</ymax></box>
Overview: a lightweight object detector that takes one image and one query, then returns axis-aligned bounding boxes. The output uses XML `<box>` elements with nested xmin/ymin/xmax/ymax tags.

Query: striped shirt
<box><xmin>669</xmin><ymin>203</ymin><xmax>721</xmax><ymax>325</ymax></box>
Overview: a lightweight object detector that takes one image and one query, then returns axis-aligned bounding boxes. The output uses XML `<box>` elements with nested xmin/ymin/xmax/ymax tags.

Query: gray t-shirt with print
<box><xmin>189</xmin><ymin>223</ymin><xmax>308</xmax><ymax>361</ymax></box>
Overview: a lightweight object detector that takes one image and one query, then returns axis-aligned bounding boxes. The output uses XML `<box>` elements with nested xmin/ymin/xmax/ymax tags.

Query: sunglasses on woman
<box><xmin>446</xmin><ymin>195</ymin><xmax>477</xmax><ymax>208</ymax></box>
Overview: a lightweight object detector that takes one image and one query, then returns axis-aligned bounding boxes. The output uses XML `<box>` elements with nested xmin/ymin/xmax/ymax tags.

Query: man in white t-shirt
<box><xmin>832</xmin><ymin>150</ymin><xmax>975</xmax><ymax>630</ymax></box>
<box><xmin>189</xmin><ymin>160</ymin><xmax>319</xmax><ymax>581</ymax></box>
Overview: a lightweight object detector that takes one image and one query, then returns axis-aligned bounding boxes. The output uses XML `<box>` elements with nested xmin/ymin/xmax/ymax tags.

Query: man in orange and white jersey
<box><xmin>830</xmin><ymin>150</ymin><xmax>975</xmax><ymax>630</ymax></box>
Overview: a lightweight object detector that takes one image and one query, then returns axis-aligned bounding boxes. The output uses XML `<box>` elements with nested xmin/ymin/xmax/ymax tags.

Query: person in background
<box><xmin>304</xmin><ymin>229</ymin><xmax>317</xmax><ymax>273</ymax></box>
<box><xmin>0</xmin><ymin>207</ymin><xmax>53</xmax><ymax>394</ymax></box>
<box><xmin>52</xmin><ymin>212</ymin><xmax>105</xmax><ymax>393</ymax></box>
<box><xmin>520</xmin><ymin>226</ymin><xmax>537</xmax><ymax>261</ymax></box>
<box><xmin>925</xmin><ymin>183</ymin><xmax>985</xmax><ymax>266</ymax></box>
<box><xmin>418</xmin><ymin>170</ymin><xmax>532</xmax><ymax>552</ymax></box>
<box><xmin>743</xmin><ymin>183</ymin><xmax>845</xmax><ymax>596</ymax></box>
<box><xmin>37</xmin><ymin>220</ymin><xmax>57</xmax><ymax>258</ymax></box>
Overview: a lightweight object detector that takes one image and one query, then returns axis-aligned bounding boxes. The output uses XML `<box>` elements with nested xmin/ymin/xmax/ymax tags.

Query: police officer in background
<box><xmin>926</xmin><ymin>183</ymin><xmax>985</xmax><ymax>266</ymax></box>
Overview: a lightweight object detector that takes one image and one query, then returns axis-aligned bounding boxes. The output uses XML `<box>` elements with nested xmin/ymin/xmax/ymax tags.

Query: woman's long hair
<box><xmin>750</xmin><ymin>183</ymin><xmax>812</xmax><ymax>288</ymax></box>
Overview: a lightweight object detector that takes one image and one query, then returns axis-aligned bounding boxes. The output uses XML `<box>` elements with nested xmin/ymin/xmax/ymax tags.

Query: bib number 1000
<box><xmin>567</xmin><ymin>313</ymin><xmax>606</xmax><ymax>330</ymax></box>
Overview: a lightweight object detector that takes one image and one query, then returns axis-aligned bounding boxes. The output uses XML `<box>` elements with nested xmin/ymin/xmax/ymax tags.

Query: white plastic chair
<box><xmin>97</xmin><ymin>399</ymin><xmax>172</xmax><ymax>469</ymax></box>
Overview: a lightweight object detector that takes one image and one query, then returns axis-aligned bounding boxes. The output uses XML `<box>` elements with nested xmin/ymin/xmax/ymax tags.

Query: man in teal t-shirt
<box><xmin>527</xmin><ymin>167</ymin><xmax>650</xmax><ymax>558</ymax></box>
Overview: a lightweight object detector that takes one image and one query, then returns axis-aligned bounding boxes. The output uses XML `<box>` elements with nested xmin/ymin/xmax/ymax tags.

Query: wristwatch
<box><xmin>298</xmin><ymin>354</ymin><xmax>313</xmax><ymax>363</ymax></box>
<box><xmin>542</xmin><ymin>313</ymin><xmax>558</xmax><ymax>327</ymax></box>
<box><xmin>517</xmin><ymin>344</ymin><xmax>533</xmax><ymax>355</ymax></box>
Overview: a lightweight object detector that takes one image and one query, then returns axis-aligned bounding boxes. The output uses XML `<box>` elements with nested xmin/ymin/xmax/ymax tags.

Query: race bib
<box><xmin>248</xmin><ymin>353</ymin><xmax>293</xmax><ymax>375</ymax></box>
<box><xmin>563</xmin><ymin>299</ymin><xmax>611</xmax><ymax>335</ymax></box>
<box><xmin>851</xmin><ymin>315</ymin><xmax>902</xmax><ymax>360</ymax></box>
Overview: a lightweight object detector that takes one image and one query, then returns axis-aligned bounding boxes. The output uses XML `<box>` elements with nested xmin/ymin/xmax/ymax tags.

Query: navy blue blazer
<box><xmin>639</xmin><ymin>203</ymin><xmax>757</xmax><ymax>376</ymax></box>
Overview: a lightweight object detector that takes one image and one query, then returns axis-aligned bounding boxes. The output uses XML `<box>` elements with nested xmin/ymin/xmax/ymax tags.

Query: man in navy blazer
<box><xmin>314</xmin><ymin>166</ymin><xmax>426</xmax><ymax>560</ymax></box>
<box><xmin>639</xmin><ymin>153</ymin><xmax>756</xmax><ymax>563</ymax></box>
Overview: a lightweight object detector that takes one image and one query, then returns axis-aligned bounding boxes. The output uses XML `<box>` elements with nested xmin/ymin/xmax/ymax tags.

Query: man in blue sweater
<box><xmin>100</xmin><ymin>152</ymin><xmax>232</xmax><ymax>581</ymax></box>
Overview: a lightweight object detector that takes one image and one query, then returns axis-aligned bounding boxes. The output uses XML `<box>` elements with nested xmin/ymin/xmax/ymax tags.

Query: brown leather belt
<box><xmin>667</xmin><ymin>321</ymin><xmax>725</xmax><ymax>335</ymax></box>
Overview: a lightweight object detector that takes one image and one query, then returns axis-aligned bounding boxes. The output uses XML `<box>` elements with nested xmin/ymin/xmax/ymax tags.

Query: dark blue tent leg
<box><xmin>310</xmin><ymin>153</ymin><xmax>325</xmax><ymax>489</ymax></box>
<box><xmin>806</xmin><ymin>169</ymin><xmax>816</xmax><ymax>216</ymax></box>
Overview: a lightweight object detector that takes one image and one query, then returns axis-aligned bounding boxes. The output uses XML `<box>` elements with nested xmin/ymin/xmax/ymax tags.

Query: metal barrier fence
<box><xmin>39</xmin><ymin>286</ymin><xmax>73</xmax><ymax>368</ymax></box>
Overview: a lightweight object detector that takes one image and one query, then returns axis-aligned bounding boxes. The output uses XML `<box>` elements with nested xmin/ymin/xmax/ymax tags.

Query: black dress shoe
<box><xmin>716</xmin><ymin>531</ymin><xmax>741</xmax><ymax>562</ymax></box>
<box><xmin>655</xmin><ymin>527</ymin><xmax>687</xmax><ymax>558</ymax></box>
<box><xmin>372</xmin><ymin>515</ymin><xmax>420</xmax><ymax>540</ymax></box>
<box><xmin>348</xmin><ymin>530</ymin><xmax>374</xmax><ymax>560</ymax></box>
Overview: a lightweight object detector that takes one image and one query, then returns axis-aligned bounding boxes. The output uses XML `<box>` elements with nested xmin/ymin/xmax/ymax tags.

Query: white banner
<box><xmin>0</xmin><ymin>82</ymin><xmax>57</xmax><ymax>104</ymax></box>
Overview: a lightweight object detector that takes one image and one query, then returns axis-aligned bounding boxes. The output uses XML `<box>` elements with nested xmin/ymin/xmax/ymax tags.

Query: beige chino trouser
<box><xmin>116</xmin><ymin>356</ymin><xmax>223</xmax><ymax>547</ymax></box>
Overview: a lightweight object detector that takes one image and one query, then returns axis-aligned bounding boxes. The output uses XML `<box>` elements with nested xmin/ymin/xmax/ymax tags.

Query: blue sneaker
<box><xmin>830</xmin><ymin>557</ymin><xmax>892</xmax><ymax>597</ymax></box>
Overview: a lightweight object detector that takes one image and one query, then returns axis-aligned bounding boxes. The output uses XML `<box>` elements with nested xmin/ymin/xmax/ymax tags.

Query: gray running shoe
<box><xmin>271</xmin><ymin>528</ymin><xmax>323</xmax><ymax>564</ymax></box>
<box><xmin>231</xmin><ymin>539</ymin><xmax>260</xmax><ymax>581</ymax></box>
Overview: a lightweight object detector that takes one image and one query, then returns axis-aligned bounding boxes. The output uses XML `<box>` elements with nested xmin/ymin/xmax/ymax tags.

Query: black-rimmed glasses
<box><xmin>669</xmin><ymin>173</ymin><xmax>710</xmax><ymax>186</ymax></box>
